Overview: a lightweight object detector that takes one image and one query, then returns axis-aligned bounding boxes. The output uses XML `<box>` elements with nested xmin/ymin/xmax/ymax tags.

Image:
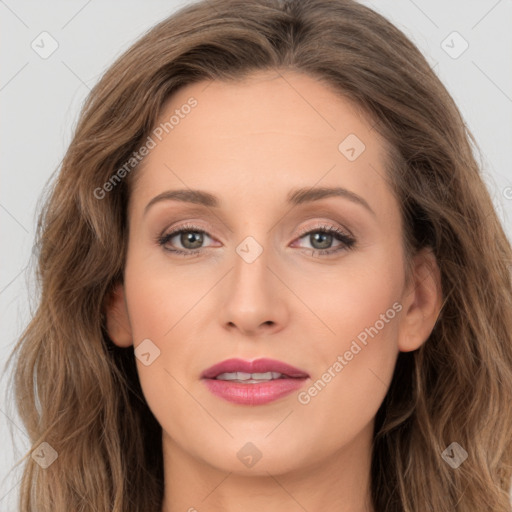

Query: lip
<box><xmin>200</xmin><ymin>358</ymin><xmax>309</xmax><ymax>379</ymax></box>
<box><xmin>200</xmin><ymin>358</ymin><xmax>310</xmax><ymax>406</ymax></box>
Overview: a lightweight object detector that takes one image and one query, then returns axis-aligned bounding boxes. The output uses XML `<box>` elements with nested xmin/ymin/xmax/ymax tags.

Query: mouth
<box><xmin>200</xmin><ymin>358</ymin><xmax>309</xmax><ymax>405</ymax></box>
<box><xmin>213</xmin><ymin>371</ymin><xmax>297</xmax><ymax>383</ymax></box>
<box><xmin>200</xmin><ymin>357</ymin><xmax>310</xmax><ymax>381</ymax></box>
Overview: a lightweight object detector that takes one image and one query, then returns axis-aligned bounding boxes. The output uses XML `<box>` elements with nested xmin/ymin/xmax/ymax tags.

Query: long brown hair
<box><xmin>6</xmin><ymin>0</ymin><xmax>512</xmax><ymax>510</ymax></box>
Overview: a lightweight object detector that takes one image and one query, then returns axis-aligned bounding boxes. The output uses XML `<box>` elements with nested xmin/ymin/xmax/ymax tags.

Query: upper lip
<box><xmin>200</xmin><ymin>358</ymin><xmax>310</xmax><ymax>379</ymax></box>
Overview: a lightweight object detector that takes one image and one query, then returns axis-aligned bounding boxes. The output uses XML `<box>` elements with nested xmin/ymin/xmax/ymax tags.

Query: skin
<box><xmin>106</xmin><ymin>69</ymin><xmax>442</xmax><ymax>512</ymax></box>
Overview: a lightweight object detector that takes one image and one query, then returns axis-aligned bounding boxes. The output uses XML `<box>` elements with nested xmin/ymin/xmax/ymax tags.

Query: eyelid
<box><xmin>294</xmin><ymin>221</ymin><xmax>354</xmax><ymax>240</ymax></box>
<box><xmin>159</xmin><ymin>219</ymin><xmax>217</xmax><ymax>238</ymax></box>
<box><xmin>159</xmin><ymin>220</ymin><xmax>351</xmax><ymax>242</ymax></box>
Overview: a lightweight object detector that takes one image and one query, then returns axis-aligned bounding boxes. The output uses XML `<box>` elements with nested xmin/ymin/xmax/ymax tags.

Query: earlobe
<box><xmin>103</xmin><ymin>282</ymin><xmax>133</xmax><ymax>347</ymax></box>
<box><xmin>398</xmin><ymin>248</ymin><xmax>443</xmax><ymax>353</ymax></box>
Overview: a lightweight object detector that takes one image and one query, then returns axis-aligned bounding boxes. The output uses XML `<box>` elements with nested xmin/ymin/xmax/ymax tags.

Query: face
<box><xmin>106</xmin><ymin>69</ymin><xmax>441</xmax><ymax>477</ymax></box>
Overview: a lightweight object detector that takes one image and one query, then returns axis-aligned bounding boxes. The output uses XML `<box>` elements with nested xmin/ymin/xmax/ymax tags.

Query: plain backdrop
<box><xmin>1</xmin><ymin>0</ymin><xmax>511</xmax><ymax>509</ymax></box>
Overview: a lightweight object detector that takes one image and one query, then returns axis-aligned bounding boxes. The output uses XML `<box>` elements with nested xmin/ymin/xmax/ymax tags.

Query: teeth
<box><xmin>215</xmin><ymin>371</ymin><xmax>284</xmax><ymax>382</ymax></box>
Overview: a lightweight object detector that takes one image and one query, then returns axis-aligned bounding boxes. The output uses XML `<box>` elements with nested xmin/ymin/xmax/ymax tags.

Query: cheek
<box><xmin>123</xmin><ymin>247</ymin><xmax>210</xmax><ymax>341</ymax></box>
<box><xmin>122</xmin><ymin>266</ymin><xmax>197</xmax><ymax>445</ymax></box>
<box><xmin>289</xmin><ymin>251</ymin><xmax>403</xmax><ymax>435</ymax></box>
<box><xmin>121</xmin><ymin>249</ymin><xmax>217</xmax><ymax>431</ymax></box>
<box><xmin>290</xmin><ymin>248</ymin><xmax>403</xmax><ymax>360</ymax></box>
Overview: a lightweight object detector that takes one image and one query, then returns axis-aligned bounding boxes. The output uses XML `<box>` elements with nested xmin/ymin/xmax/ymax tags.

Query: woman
<box><xmin>7</xmin><ymin>0</ymin><xmax>512</xmax><ymax>510</ymax></box>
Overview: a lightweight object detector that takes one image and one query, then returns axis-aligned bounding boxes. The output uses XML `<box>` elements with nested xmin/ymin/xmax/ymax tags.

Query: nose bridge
<box><xmin>231</xmin><ymin>233</ymin><xmax>272</xmax><ymax>303</ymax></box>
<box><xmin>219</xmin><ymin>231</ymin><xmax>288</xmax><ymax>334</ymax></box>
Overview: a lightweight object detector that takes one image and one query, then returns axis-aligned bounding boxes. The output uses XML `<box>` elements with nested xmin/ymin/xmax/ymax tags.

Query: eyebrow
<box><xmin>143</xmin><ymin>186</ymin><xmax>375</xmax><ymax>217</ymax></box>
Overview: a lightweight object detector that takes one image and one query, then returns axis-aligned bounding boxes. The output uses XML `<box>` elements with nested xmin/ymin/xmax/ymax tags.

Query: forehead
<box><xmin>129</xmin><ymin>70</ymin><xmax>395</xmax><ymax>219</ymax></box>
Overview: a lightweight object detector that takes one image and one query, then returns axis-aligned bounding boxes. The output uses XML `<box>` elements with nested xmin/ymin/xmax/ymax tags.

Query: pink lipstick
<box><xmin>200</xmin><ymin>358</ymin><xmax>309</xmax><ymax>405</ymax></box>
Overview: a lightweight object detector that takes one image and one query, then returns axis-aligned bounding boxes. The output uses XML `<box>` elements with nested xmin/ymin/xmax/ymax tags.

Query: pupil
<box><xmin>311</xmin><ymin>232</ymin><xmax>332</xmax><ymax>250</ymax></box>
<box><xmin>181</xmin><ymin>231</ymin><xmax>203</xmax><ymax>249</ymax></box>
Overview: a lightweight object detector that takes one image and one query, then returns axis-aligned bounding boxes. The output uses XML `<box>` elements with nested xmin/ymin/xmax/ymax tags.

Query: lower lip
<box><xmin>202</xmin><ymin>378</ymin><xmax>308</xmax><ymax>405</ymax></box>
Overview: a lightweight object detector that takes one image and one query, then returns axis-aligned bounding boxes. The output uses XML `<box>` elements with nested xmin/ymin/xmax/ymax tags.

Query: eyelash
<box><xmin>157</xmin><ymin>222</ymin><xmax>356</xmax><ymax>258</ymax></box>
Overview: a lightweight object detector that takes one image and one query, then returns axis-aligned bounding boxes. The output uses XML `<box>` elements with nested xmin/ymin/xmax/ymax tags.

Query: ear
<box><xmin>103</xmin><ymin>282</ymin><xmax>133</xmax><ymax>347</ymax></box>
<box><xmin>398</xmin><ymin>247</ymin><xmax>443</xmax><ymax>352</ymax></box>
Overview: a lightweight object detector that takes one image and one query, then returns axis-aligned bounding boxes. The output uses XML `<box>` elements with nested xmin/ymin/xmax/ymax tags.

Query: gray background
<box><xmin>1</xmin><ymin>0</ymin><xmax>511</xmax><ymax>509</ymax></box>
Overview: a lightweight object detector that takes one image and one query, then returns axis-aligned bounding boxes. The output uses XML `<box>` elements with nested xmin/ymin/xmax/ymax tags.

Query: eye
<box><xmin>293</xmin><ymin>224</ymin><xmax>356</xmax><ymax>256</ymax></box>
<box><xmin>157</xmin><ymin>223</ymin><xmax>356</xmax><ymax>257</ymax></box>
<box><xmin>157</xmin><ymin>223</ymin><xmax>216</xmax><ymax>256</ymax></box>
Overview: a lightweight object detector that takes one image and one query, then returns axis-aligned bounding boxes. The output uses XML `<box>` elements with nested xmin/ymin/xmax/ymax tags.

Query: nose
<box><xmin>218</xmin><ymin>243</ymin><xmax>289</xmax><ymax>337</ymax></box>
